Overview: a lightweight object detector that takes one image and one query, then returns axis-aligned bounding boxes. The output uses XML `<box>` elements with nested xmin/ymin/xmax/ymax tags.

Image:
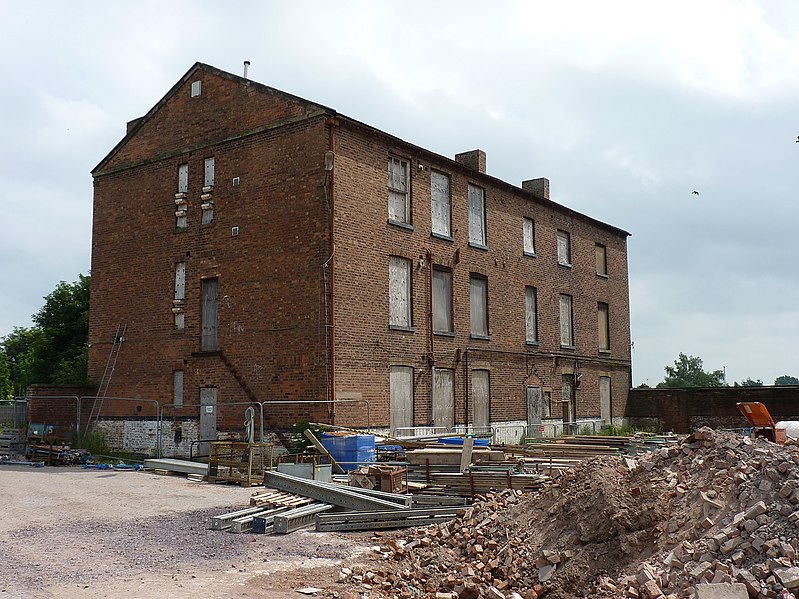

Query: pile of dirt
<box><xmin>335</xmin><ymin>428</ymin><xmax>799</xmax><ymax>598</ymax></box>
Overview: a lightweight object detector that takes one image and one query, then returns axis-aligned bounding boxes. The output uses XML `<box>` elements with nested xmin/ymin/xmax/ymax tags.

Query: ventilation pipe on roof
<box><xmin>243</xmin><ymin>60</ymin><xmax>251</xmax><ymax>78</ymax></box>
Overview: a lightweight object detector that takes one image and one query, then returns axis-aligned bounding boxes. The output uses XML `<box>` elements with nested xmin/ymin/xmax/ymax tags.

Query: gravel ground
<box><xmin>0</xmin><ymin>466</ymin><xmax>371</xmax><ymax>598</ymax></box>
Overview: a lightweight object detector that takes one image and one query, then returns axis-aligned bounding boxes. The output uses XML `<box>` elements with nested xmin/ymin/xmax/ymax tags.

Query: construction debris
<box><xmin>330</xmin><ymin>427</ymin><xmax>799</xmax><ymax>598</ymax></box>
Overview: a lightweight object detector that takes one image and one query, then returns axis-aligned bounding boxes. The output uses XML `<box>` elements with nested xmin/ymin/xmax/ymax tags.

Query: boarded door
<box><xmin>199</xmin><ymin>387</ymin><xmax>217</xmax><ymax>455</ymax></box>
<box><xmin>433</xmin><ymin>369</ymin><xmax>454</xmax><ymax>430</ymax></box>
<box><xmin>526</xmin><ymin>386</ymin><xmax>542</xmax><ymax>438</ymax></box>
<box><xmin>471</xmin><ymin>370</ymin><xmax>490</xmax><ymax>428</ymax></box>
<box><xmin>201</xmin><ymin>278</ymin><xmax>218</xmax><ymax>351</ymax></box>
<box><xmin>562</xmin><ymin>375</ymin><xmax>575</xmax><ymax>432</ymax></box>
<box><xmin>390</xmin><ymin>366</ymin><xmax>413</xmax><ymax>435</ymax></box>
<box><xmin>599</xmin><ymin>376</ymin><xmax>612</xmax><ymax>425</ymax></box>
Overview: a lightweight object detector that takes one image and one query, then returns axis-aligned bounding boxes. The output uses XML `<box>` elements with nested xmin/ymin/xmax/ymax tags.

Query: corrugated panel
<box><xmin>433</xmin><ymin>369</ymin><xmax>454</xmax><ymax>430</ymax></box>
<box><xmin>201</xmin><ymin>278</ymin><xmax>218</xmax><ymax>351</ymax></box>
<box><xmin>468</xmin><ymin>184</ymin><xmax>485</xmax><ymax>245</ymax></box>
<box><xmin>525</xmin><ymin>286</ymin><xmax>537</xmax><ymax>343</ymax></box>
<box><xmin>173</xmin><ymin>370</ymin><xmax>184</xmax><ymax>407</ymax></box>
<box><xmin>390</xmin><ymin>366</ymin><xmax>413</xmax><ymax>434</ymax></box>
<box><xmin>178</xmin><ymin>164</ymin><xmax>188</xmax><ymax>193</ymax></box>
<box><xmin>430</xmin><ymin>171</ymin><xmax>450</xmax><ymax>236</ymax></box>
<box><xmin>559</xmin><ymin>294</ymin><xmax>573</xmax><ymax>346</ymax></box>
<box><xmin>557</xmin><ymin>230</ymin><xmax>570</xmax><ymax>265</ymax></box>
<box><xmin>432</xmin><ymin>268</ymin><xmax>452</xmax><ymax>333</ymax></box>
<box><xmin>469</xmin><ymin>277</ymin><xmax>488</xmax><ymax>337</ymax></box>
<box><xmin>204</xmin><ymin>157</ymin><xmax>215</xmax><ymax>187</ymax></box>
<box><xmin>523</xmin><ymin>218</ymin><xmax>535</xmax><ymax>254</ymax></box>
<box><xmin>388</xmin><ymin>256</ymin><xmax>411</xmax><ymax>327</ymax></box>
<box><xmin>471</xmin><ymin>370</ymin><xmax>490</xmax><ymax>427</ymax></box>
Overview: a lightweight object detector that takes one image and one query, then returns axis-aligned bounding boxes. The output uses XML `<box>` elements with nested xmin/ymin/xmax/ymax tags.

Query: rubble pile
<box><xmin>336</xmin><ymin>428</ymin><xmax>799</xmax><ymax>598</ymax></box>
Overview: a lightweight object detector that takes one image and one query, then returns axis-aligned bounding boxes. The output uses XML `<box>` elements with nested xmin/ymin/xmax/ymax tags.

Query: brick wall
<box><xmin>26</xmin><ymin>385</ymin><xmax>94</xmax><ymax>429</ymax></box>
<box><xmin>627</xmin><ymin>387</ymin><xmax>799</xmax><ymax>432</ymax></box>
<box><xmin>89</xmin><ymin>66</ymin><xmax>333</xmax><ymax>433</ymax></box>
<box><xmin>330</xmin><ymin>122</ymin><xmax>631</xmax><ymax>430</ymax></box>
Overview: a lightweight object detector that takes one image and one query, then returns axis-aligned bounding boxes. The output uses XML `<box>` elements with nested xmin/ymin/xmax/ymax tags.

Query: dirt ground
<box><xmin>0</xmin><ymin>465</ymin><xmax>372</xmax><ymax>599</ymax></box>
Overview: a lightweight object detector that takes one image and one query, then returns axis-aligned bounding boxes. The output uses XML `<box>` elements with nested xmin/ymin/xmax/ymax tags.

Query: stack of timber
<box><xmin>26</xmin><ymin>443</ymin><xmax>89</xmax><ymax>465</ymax></box>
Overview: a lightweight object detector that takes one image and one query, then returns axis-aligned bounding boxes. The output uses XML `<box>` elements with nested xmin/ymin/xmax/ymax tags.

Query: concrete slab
<box><xmin>694</xmin><ymin>583</ymin><xmax>748</xmax><ymax>599</ymax></box>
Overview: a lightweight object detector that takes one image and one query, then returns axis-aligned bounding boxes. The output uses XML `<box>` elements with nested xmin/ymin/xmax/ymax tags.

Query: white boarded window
<box><xmin>178</xmin><ymin>164</ymin><xmax>188</xmax><ymax>193</ymax></box>
<box><xmin>204</xmin><ymin>157</ymin><xmax>215</xmax><ymax>187</ymax></box>
<box><xmin>190</xmin><ymin>80</ymin><xmax>202</xmax><ymax>97</ymax></box>
<box><xmin>523</xmin><ymin>218</ymin><xmax>535</xmax><ymax>255</ymax></box>
<box><xmin>174</xmin><ymin>262</ymin><xmax>186</xmax><ymax>331</ymax></box>
<box><xmin>388</xmin><ymin>157</ymin><xmax>410</xmax><ymax>224</ymax></box>
<box><xmin>559</xmin><ymin>294</ymin><xmax>574</xmax><ymax>347</ymax></box>
<box><xmin>388</xmin><ymin>256</ymin><xmax>412</xmax><ymax>328</ymax></box>
<box><xmin>432</xmin><ymin>268</ymin><xmax>453</xmax><ymax>334</ymax></box>
<box><xmin>433</xmin><ymin>368</ymin><xmax>454</xmax><ymax>430</ymax></box>
<box><xmin>470</xmin><ymin>276</ymin><xmax>488</xmax><ymax>338</ymax></box>
<box><xmin>525</xmin><ymin>286</ymin><xmax>538</xmax><ymax>344</ymax></box>
<box><xmin>390</xmin><ymin>366</ymin><xmax>414</xmax><ymax>435</ymax></box>
<box><xmin>173</xmin><ymin>370</ymin><xmax>184</xmax><ymax>407</ymax></box>
<box><xmin>557</xmin><ymin>230</ymin><xmax>571</xmax><ymax>266</ymax></box>
<box><xmin>596</xmin><ymin>243</ymin><xmax>608</xmax><ymax>276</ymax></box>
<box><xmin>598</xmin><ymin>302</ymin><xmax>610</xmax><ymax>351</ymax></box>
<box><xmin>431</xmin><ymin>171</ymin><xmax>451</xmax><ymax>237</ymax></box>
<box><xmin>468</xmin><ymin>184</ymin><xmax>486</xmax><ymax>246</ymax></box>
<box><xmin>472</xmin><ymin>369</ymin><xmax>490</xmax><ymax>428</ymax></box>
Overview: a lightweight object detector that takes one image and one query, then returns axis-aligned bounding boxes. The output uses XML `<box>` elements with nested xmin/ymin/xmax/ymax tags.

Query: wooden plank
<box><xmin>459</xmin><ymin>437</ymin><xmax>474</xmax><ymax>473</ymax></box>
<box><xmin>304</xmin><ymin>429</ymin><xmax>344</xmax><ymax>474</ymax></box>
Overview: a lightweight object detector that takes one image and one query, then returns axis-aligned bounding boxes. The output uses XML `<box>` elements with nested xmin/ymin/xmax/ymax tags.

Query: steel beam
<box><xmin>316</xmin><ymin>507</ymin><xmax>462</xmax><ymax>532</ymax></box>
<box><xmin>263</xmin><ymin>471</ymin><xmax>404</xmax><ymax>511</ymax></box>
<box><xmin>273</xmin><ymin>503</ymin><xmax>334</xmax><ymax>534</ymax></box>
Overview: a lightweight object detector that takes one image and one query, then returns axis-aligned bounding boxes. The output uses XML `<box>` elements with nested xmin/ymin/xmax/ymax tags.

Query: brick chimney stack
<box><xmin>522</xmin><ymin>177</ymin><xmax>550</xmax><ymax>201</ymax></box>
<box><xmin>454</xmin><ymin>149</ymin><xmax>486</xmax><ymax>174</ymax></box>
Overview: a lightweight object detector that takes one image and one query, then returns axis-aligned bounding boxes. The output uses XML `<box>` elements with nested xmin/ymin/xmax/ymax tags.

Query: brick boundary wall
<box><xmin>627</xmin><ymin>386</ymin><xmax>799</xmax><ymax>433</ymax></box>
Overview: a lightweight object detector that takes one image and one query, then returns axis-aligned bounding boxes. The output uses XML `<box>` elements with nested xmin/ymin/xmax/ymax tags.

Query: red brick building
<box><xmin>88</xmin><ymin>63</ymin><xmax>631</xmax><ymax>452</ymax></box>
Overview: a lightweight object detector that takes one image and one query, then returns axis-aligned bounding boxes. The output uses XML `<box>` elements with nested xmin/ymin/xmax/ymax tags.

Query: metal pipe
<box><xmin>243</xmin><ymin>60</ymin><xmax>250</xmax><ymax>78</ymax></box>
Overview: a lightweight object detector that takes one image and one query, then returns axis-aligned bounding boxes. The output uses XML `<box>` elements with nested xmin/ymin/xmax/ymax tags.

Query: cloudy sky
<box><xmin>1</xmin><ymin>0</ymin><xmax>798</xmax><ymax>387</ymax></box>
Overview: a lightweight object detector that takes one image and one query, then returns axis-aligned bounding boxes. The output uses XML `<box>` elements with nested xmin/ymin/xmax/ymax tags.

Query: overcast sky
<box><xmin>1</xmin><ymin>0</ymin><xmax>798</xmax><ymax>387</ymax></box>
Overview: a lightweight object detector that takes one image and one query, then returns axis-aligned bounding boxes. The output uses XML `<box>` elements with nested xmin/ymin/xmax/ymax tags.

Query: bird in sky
<box><xmin>691</xmin><ymin>190</ymin><xmax>700</xmax><ymax>195</ymax></box>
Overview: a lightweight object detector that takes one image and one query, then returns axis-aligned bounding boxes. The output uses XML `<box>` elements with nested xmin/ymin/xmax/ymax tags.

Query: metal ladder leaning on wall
<box><xmin>85</xmin><ymin>323</ymin><xmax>127</xmax><ymax>435</ymax></box>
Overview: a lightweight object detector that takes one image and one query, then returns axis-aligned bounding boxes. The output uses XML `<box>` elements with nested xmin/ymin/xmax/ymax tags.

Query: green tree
<box><xmin>0</xmin><ymin>274</ymin><xmax>90</xmax><ymax>393</ymax></box>
<box><xmin>656</xmin><ymin>353</ymin><xmax>725</xmax><ymax>388</ymax></box>
<box><xmin>775</xmin><ymin>375</ymin><xmax>799</xmax><ymax>386</ymax></box>
<box><xmin>0</xmin><ymin>351</ymin><xmax>11</xmax><ymax>401</ymax></box>
<box><xmin>739</xmin><ymin>378</ymin><xmax>764</xmax><ymax>387</ymax></box>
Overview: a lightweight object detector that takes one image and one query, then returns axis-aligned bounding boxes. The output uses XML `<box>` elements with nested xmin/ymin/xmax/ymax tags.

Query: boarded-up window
<box><xmin>468</xmin><ymin>184</ymin><xmax>486</xmax><ymax>246</ymax></box>
<box><xmin>432</xmin><ymin>267</ymin><xmax>453</xmax><ymax>334</ymax></box>
<box><xmin>557</xmin><ymin>230</ymin><xmax>571</xmax><ymax>266</ymax></box>
<box><xmin>178</xmin><ymin>164</ymin><xmax>188</xmax><ymax>193</ymax></box>
<box><xmin>431</xmin><ymin>171</ymin><xmax>451</xmax><ymax>237</ymax></box>
<box><xmin>598</xmin><ymin>302</ymin><xmax>610</xmax><ymax>351</ymax></box>
<box><xmin>204</xmin><ymin>157</ymin><xmax>215</xmax><ymax>187</ymax></box>
<box><xmin>390</xmin><ymin>366</ymin><xmax>413</xmax><ymax>434</ymax></box>
<box><xmin>201</xmin><ymin>205</ymin><xmax>214</xmax><ymax>225</ymax></box>
<box><xmin>525</xmin><ymin>286</ymin><xmax>538</xmax><ymax>344</ymax></box>
<box><xmin>173</xmin><ymin>370</ymin><xmax>184</xmax><ymax>407</ymax></box>
<box><xmin>595</xmin><ymin>243</ymin><xmax>608</xmax><ymax>276</ymax></box>
<box><xmin>523</xmin><ymin>218</ymin><xmax>535</xmax><ymax>255</ymax></box>
<box><xmin>472</xmin><ymin>370</ymin><xmax>490</xmax><ymax>427</ymax></box>
<box><xmin>599</xmin><ymin>376</ymin><xmax>612</xmax><ymax>424</ymax></box>
<box><xmin>201</xmin><ymin>278</ymin><xmax>218</xmax><ymax>351</ymax></box>
<box><xmin>190</xmin><ymin>80</ymin><xmax>202</xmax><ymax>97</ymax></box>
<box><xmin>559</xmin><ymin>294</ymin><xmax>574</xmax><ymax>347</ymax></box>
<box><xmin>562</xmin><ymin>375</ymin><xmax>575</xmax><ymax>425</ymax></box>
<box><xmin>388</xmin><ymin>256</ymin><xmax>412</xmax><ymax>328</ymax></box>
<box><xmin>388</xmin><ymin>157</ymin><xmax>410</xmax><ymax>224</ymax></box>
<box><xmin>470</xmin><ymin>276</ymin><xmax>488</xmax><ymax>338</ymax></box>
<box><xmin>433</xmin><ymin>368</ymin><xmax>454</xmax><ymax>430</ymax></box>
<box><xmin>542</xmin><ymin>390</ymin><xmax>552</xmax><ymax>418</ymax></box>
<box><xmin>174</xmin><ymin>262</ymin><xmax>186</xmax><ymax>331</ymax></box>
